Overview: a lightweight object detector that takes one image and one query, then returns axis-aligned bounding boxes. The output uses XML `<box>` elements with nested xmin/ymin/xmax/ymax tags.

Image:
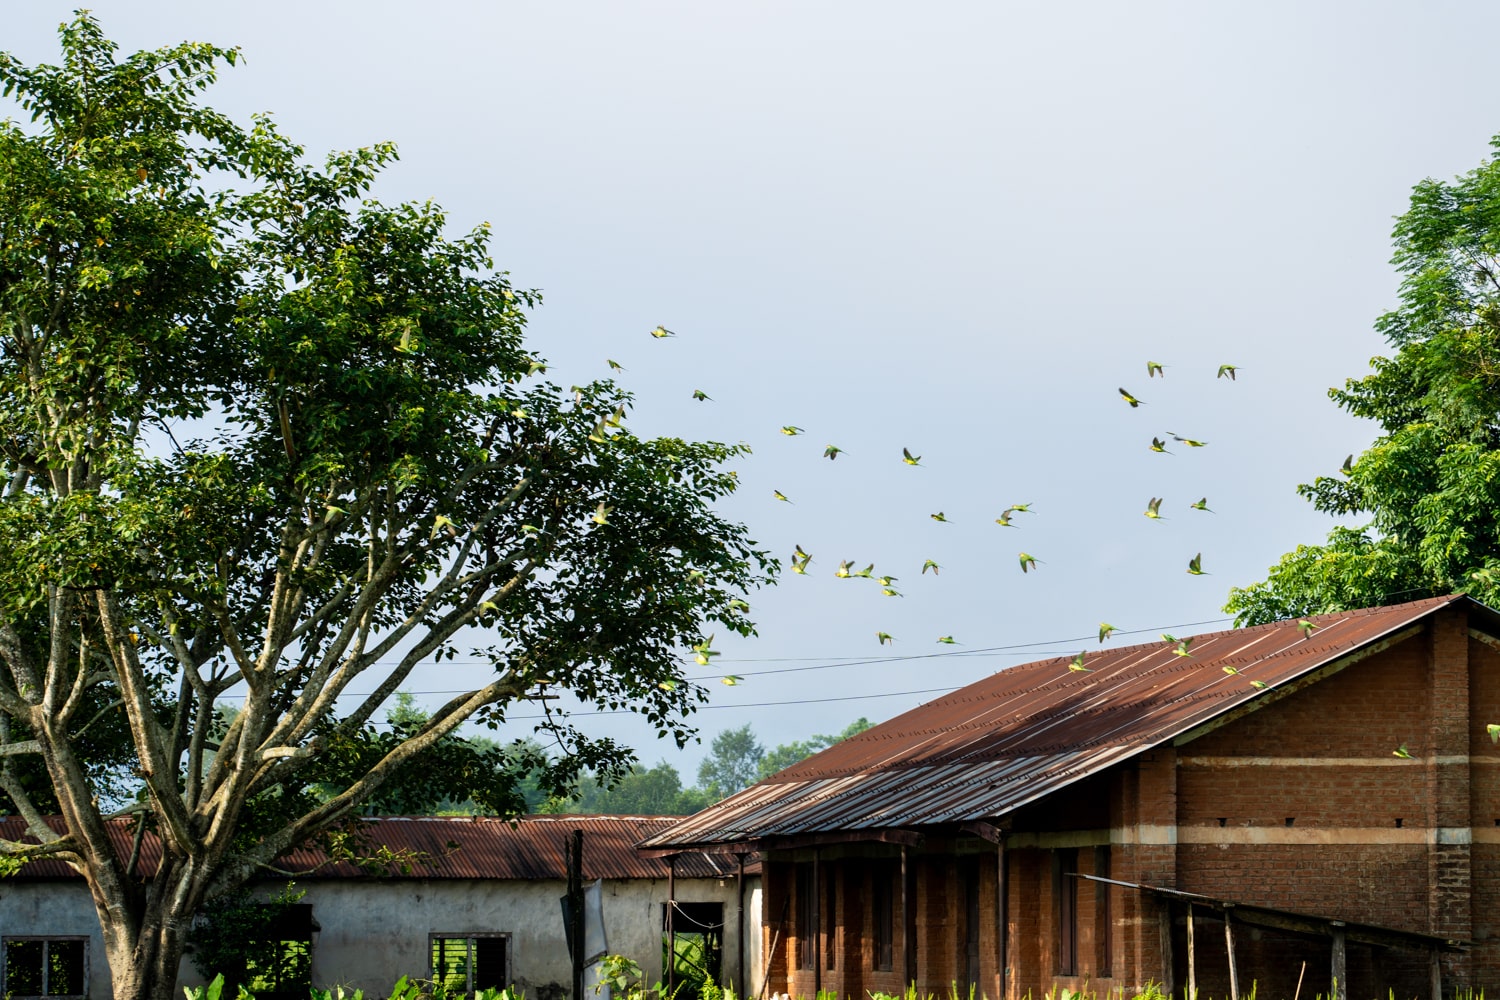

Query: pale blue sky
<box><xmin>10</xmin><ymin>1</ymin><xmax>1500</xmax><ymax>779</ymax></box>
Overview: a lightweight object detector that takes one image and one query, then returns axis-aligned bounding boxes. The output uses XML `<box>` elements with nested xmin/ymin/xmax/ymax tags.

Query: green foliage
<box><xmin>0</xmin><ymin>14</ymin><xmax>774</xmax><ymax>994</ymax></box>
<box><xmin>548</xmin><ymin>717</ymin><xmax>872</xmax><ymax>815</ymax></box>
<box><xmin>756</xmin><ymin>718</ymin><xmax>871</xmax><ymax>780</ymax></box>
<box><xmin>695</xmin><ymin>723</ymin><xmax>763</xmax><ymax>798</ymax></box>
<box><xmin>313</xmin><ymin>693</ymin><xmax>553</xmax><ymax>816</ymax></box>
<box><xmin>182</xmin><ymin>974</ymin><xmax>247</xmax><ymax>1000</ymax></box>
<box><xmin>559</xmin><ymin>761</ymin><xmax>712</xmax><ymax>816</ymax></box>
<box><xmin>185</xmin><ymin>884</ymin><xmax>304</xmax><ymax>993</ymax></box>
<box><xmin>1228</xmin><ymin>133</ymin><xmax>1500</xmax><ymax>624</ymax></box>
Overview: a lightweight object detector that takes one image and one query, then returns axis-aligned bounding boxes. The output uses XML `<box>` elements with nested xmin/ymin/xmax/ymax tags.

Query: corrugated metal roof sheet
<box><xmin>641</xmin><ymin>596</ymin><xmax>1479</xmax><ymax>850</ymax></box>
<box><xmin>3</xmin><ymin>815</ymin><xmax>756</xmax><ymax>881</ymax></box>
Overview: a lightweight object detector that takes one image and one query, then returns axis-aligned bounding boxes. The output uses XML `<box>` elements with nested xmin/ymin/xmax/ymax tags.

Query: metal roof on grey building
<box><xmin>4</xmin><ymin>814</ymin><xmax>755</xmax><ymax>881</ymax></box>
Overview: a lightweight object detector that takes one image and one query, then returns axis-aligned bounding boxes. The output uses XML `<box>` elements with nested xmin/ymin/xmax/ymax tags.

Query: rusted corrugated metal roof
<box><xmin>3</xmin><ymin>815</ymin><xmax>756</xmax><ymax>881</ymax></box>
<box><xmin>641</xmin><ymin>596</ymin><xmax>1482</xmax><ymax>850</ymax></box>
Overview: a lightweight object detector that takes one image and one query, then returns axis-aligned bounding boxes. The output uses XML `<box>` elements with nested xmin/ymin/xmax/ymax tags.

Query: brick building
<box><xmin>640</xmin><ymin>596</ymin><xmax>1500</xmax><ymax>1000</ymax></box>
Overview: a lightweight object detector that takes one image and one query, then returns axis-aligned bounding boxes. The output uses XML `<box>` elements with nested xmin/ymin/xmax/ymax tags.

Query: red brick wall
<box><xmin>757</xmin><ymin>607</ymin><xmax>1500</xmax><ymax>998</ymax></box>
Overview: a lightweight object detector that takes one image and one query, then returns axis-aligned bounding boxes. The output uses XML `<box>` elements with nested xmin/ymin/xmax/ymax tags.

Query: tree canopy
<box><xmin>540</xmin><ymin>717</ymin><xmax>873</xmax><ymax>815</ymax></box>
<box><xmin>1227</xmin><ymin>133</ymin><xmax>1500</xmax><ymax>625</ymax></box>
<box><xmin>0</xmin><ymin>16</ymin><xmax>771</xmax><ymax>999</ymax></box>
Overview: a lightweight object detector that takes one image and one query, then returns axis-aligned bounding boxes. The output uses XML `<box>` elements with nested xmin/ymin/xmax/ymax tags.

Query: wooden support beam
<box><xmin>1225</xmin><ymin>905</ymin><xmax>1240</xmax><ymax>1000</ymax></box>
<box><xmin>997</xmin><ymin>839</ymin><xmax>1008</xmax><ymax>1000</ymax></box>
<box><xmin>812</xmin><ymin>849</ymin><xmax>822</xmax><ymax>996</ymax></box>
<box><xmin>667</xmin><ymin>853</ymin><xmax>677</xmax><ymax>996</ymax></box>
<box><xmin>903</xmin><ymin>844</ymin><xmax>917</xmax><ymax>989</ymax></box>
<box><xmin>568</xmin><ymin>830</ymin><xmax>584</xmax><ymax>1000</ymax></box>
<box><xmin>736</xmin><ymin>852</ymin><xmax>747</xmax><ymax>1000</ymax></box>
<box><xmin>1187</xmin><ymin>904</ymin><xmax>1197</xmax><ymax>1000</ymax></box>
<box><xmin>1159</xmin><ymin>901</ymin><xmax>1174</xmax><ymax>1000</ymax></box>
<box><xmin>1331</xmin><ymin>922</ymin><xmax>1347</xmax><ymax>1000</ymax></box>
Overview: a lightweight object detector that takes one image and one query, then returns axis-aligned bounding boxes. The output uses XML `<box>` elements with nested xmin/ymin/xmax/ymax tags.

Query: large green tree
<box><xmin>0</xmin><ymin>18</ymin><xmax>771</xmax><ymax>1000</ymax></box>
<box><xmin>1227</xmin><ymin>134</ymin><xmax>1500</xmax><ymax>625</ymax></box>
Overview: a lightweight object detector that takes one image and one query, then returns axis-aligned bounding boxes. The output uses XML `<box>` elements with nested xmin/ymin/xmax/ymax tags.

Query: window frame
<box><xmin>1052</xmin><ymin>848</ymin><xmax>1078</xmax><ymax>977</ymax></box>
<box><xmin>429</xmin><ymin>932</ymin><xmax>511</xmax><ymax>995</ymax></box>
<box><xmin>794</xmin><ymin>864</ymin><xmax>815</xmax><ymax>971</ymax></box>
<box><xmin>871</xmin><ymin>861</ymin><xmax>895</xmax><ymax>972</ymax></box>
<box><xmin>2</xmin><ymin>935</ymin><xmax>90</xmax><ymax>1000</ymax></box>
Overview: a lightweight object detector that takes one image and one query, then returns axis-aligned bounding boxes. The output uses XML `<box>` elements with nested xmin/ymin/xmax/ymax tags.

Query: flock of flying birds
<box><xmin>629</xmin><ymin>330</ymin><xmax>1455</xmax><ymax>758</ymax></box>
<box><xmin>627</xmin><ymin>332</ymin><xmax>1268</xmax><ymax>681</ymax></box>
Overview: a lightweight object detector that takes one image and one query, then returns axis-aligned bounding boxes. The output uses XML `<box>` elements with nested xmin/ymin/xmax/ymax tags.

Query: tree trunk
<box><xmin>90</xmin><ymin>852</ymin><xmax>214</xmax><ymax>1000</ymax></box>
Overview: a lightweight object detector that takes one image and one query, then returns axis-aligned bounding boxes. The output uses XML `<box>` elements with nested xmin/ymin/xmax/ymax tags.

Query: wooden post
<box><xmin>1186</xmin><ymin>904</ymin><xmax>1196</xmax><ymax>1000</ymax></box>
<box><xmin>1430</xmin><ymin>947</ymin><xmax>1443</xmax><ymax>1000</ymax></box>
<box><xmin>902</xmin><ymin>844</ymin><xmax>917</xmax><ymax>990</ymax></box>
<box><xmin>812</xmin><ymin>849</ymin><xmax>822</xmax><ymax>997</ymax></box>
<box><xmin>736</xmin><ymin>853</ymin><xmax>748</xmax><ymax>1000</ymax></box>
<box><xmin>997</xmin><ymin>839</ymin><xmax>1008</xmax><ymax>1000</ymax></box>
<box><xmin>1224</xmin><ymin>906</ymin><xmax>1239</xmax><ymax>1000</ymax></box>
<box><xmin>1159</xmin><ymin>902</ymin><xmax>1174</xmax><ymax>1000</ymax></box>
<box><xmin>568</xmin><ymin>829</ymin><xmax>584</xmax><ymax>1000</ymax></box>
<box><xmin>667</xmin><ymin>854</ymin><xmax>677</xmax><ymax>996</ymax></box>
<box><xmin>1330</xmin><ymin>922</ymin><xmax>1347</xmax><ymax>1000</ymax></box>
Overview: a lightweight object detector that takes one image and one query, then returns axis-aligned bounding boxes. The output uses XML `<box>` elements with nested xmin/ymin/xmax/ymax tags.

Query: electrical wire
<box><xmin>212</xmin><ymin>614</ymin><xmax>1234</xmax><ymax>703</ymax></box>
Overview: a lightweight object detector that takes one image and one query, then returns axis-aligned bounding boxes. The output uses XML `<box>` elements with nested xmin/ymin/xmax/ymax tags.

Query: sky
<box><xmin>9</xmin><ymin>1</ymin><xmax>1500</xmax><ymax>783</ymax></box>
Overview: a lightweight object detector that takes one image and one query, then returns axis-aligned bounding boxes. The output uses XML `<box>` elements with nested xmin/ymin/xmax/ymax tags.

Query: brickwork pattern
<box><xmin>758</xmin><ymin>609</ymin><xmax>1500</xmax><ymax>998</ymax></box>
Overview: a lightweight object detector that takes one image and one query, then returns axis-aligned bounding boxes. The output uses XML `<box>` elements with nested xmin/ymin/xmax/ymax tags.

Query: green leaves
<box><xmin>1228</xmin><ymin>132</ymin><xmax>1500</xmax><ymax>624</ymax></box>
<box><xmin>0</xmin><ymin>18</ymin><xmax>775</xmax><ymax>986</ymax></box>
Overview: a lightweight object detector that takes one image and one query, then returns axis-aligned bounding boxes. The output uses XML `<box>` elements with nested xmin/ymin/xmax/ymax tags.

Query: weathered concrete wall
<box><xmin>1</xmin><ymin>874</ymin><xmax>760</xmax><ymax>1000</ymax></box>
<box><xmin>0</xmin><ymin>881</ymin><xmax>111</xmax><ymax>1000</ymax></box>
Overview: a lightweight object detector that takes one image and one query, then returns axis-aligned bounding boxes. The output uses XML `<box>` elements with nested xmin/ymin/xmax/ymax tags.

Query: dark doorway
<box><xmin>962</xmin><ymin>858</ymin><xmax>982</xmax><ymax>997</ymax></box>
<box><xmin>663</xmin><ymin>901</ymin><xmax>724</xmax><ymax>998</ymax></box>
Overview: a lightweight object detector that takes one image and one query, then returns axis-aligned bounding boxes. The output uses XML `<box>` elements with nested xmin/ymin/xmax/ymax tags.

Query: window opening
<box><xmin>663</xmin><ymin>902</ymin><xmax>723</xmax><ymax>999</ymax></box>
<box><xmin>431</xmin><ymin>934</ymin><xmax>509</xmax><ymax>993</ymax></box>
<box><xmin>1053</xmin><ymin>848</ymin><xmax>1078</xmax><ymax>976</ymax></box>
<box><xmin>872</xmin><ymin>862</ymin><xmax>895</xmax><ymax>972</ymax></box>
<box><xmin>824</xmin><ymin>864</ymin><xmax>838</xmax><ymax>970</ymax></box>
<box><xmin>963</xmin><ymin>857</ymin><xmax>981</xmax><ymax>994</ymax></box>
<box><xmin>795</xmin><ymin>864</ymin><xmax>814</xmax><ymax>970</ymax></box>
<box><xmin>1094</xmin><ymin>846</ymin><xmax>1112</xmax><ymax>977</ymax></box>
<box><xmin>243</xmin><ymin>903</ymin><xmax>316</xmax><ymax>1000</ymax></box>
<box><xmin>3</xmin><ymin>937</ymin><xmax>87</xmax><ymax>999</ymax></box>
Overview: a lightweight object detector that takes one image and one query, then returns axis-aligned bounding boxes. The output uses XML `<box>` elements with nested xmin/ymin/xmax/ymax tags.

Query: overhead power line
<box><xmin>213</xmin><ymin>614</ymin><xmax>1235</xmax><ymax>705</ymax></box>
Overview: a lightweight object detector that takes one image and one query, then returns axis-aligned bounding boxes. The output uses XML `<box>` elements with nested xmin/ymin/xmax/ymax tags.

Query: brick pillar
<box><xmin>1113</xmin><ymin>748</ymin><xmax>1178</xmax><ymax>994</ymax></box>
<box><xmin>1428</xmin><ymin>608</ymin><xmax>1472</xmax><ymax>987</ymax></box>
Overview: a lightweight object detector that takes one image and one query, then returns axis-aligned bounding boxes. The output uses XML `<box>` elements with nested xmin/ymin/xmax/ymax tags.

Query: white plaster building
<box><xmin>0</xmin><ymin>815</ymin><xmax>760</xmax><ymax>1000</ymax></box>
